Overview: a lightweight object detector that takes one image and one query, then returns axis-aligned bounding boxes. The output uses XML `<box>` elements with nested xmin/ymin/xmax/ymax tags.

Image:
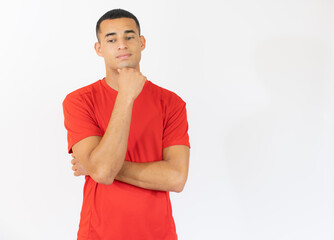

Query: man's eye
<box><xmin>126</xmin><ymin>36</ymin><xmax>134</xmax><ymax>40</ymax></box>
<box><xmin>108</xmin><ymin>39</ymin><xmax>116</xmax><ymax>43</ymax></box>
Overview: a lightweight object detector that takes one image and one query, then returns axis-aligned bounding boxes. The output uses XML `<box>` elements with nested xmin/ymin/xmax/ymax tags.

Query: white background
<box><xmin>0</xmin><ymin>0</ymin><xmax>333</xmax><ymax>239</ymax></box>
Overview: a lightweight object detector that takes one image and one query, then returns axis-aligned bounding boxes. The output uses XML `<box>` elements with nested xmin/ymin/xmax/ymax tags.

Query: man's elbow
<box><xmin>99</xmin><ymin>179</ymin><xmax>115</xmax><ymax>185</ymax></box>
<box><xmin>172</xmin><ymin>175</ymin><xmax>188</xmax><ymax>193</ymax></box>
<box><xmin>92</xmin><ymin>173</ymin><xmax>115</xmax><ymax>185</ymax></box>
<box><xmin>88</xmin><ymin>162</ymin><xmax>116</xmax><ymax>185</ymax></box>
<box><xmin>88</xmin><ymin>155</ymin><xmax>120</xmax><ymax>185</ymax></box>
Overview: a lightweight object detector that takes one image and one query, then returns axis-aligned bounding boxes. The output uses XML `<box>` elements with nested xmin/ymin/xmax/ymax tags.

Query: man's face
<box><xmin>95</xmin><ymin>18</ymin><xmax>145</xmax><ymax>71</ymax></box>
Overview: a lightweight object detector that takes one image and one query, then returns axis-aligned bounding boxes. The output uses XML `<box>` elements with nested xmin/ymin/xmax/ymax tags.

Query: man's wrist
<box><xmin>116</xmin><ymin>92</ymin><xmax>135</xmax><ymax>105</ymax></box>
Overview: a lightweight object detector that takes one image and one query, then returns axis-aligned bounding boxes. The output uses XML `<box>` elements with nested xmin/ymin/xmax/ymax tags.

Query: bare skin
<box><xmin>94</xmin><ymin>18</ymin><xmax>146</xmax><ymax>91</ymax></box>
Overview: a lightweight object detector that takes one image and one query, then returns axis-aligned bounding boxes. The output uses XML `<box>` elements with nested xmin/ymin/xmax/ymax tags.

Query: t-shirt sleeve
<box><xmin>162</xmin><ymin>93</ymin><xmax>191</xmax><ymax>149</ymax></box>
<box><xmin>62</xmin><ymin>94</ymin><xmax>103</xmax><ymax>153</ymax></box>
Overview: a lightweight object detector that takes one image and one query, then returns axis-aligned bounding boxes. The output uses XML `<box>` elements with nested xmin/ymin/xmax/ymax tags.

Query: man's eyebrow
<box><xmin>104</xmin><ymin>29</ymin><xmax>137</xmax><ymax>38</ymax></box>
<box><xmin>105</xmin><ymin>32</ymin><xmax>116</xmax><ymax>38</ymax></box>
<box><xmin>124</xmin><ymin>30</ymin><xmax>136</xmax><ymax>34</ymax></box>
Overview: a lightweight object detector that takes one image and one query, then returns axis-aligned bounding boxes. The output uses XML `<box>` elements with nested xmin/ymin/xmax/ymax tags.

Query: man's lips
<box><xmin>117</xmin><ymin>54</ymin><xmax>131</xmax><ymax>59</ymax></box>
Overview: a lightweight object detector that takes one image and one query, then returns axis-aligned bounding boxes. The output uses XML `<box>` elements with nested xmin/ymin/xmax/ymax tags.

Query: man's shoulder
<box><xmin>148</xmin><ymin>80</ymin><xmax>185</xmax><ymax>104</ymax></box>
<box><xmin>63</xmin><ymin>79</ymin><xmax>102</xmax><ymax>103</ymax></box>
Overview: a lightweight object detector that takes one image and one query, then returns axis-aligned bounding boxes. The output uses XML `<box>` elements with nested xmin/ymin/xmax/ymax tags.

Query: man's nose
<box><xmin>117</xmin><ymin>38</ymin><xmax>128</xmax><ymax>50</ymax></box>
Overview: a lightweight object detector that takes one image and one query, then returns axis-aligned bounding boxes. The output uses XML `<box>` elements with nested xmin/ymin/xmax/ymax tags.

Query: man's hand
<box><xmin>117</xmin><ymin>68</ymin><xmax>146</xmax><ymax>101</ymax></box>
<box><xmin>71</xmin><ymin>154</ymin><xmax>88</xmax><ymax>176</ymax></box>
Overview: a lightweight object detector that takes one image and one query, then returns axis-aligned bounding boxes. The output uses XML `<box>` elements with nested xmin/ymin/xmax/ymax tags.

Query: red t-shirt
<box><xmin>62</xmin><ymin>78</ymin><xmax>190</xmax><ymax>240</ymax></box>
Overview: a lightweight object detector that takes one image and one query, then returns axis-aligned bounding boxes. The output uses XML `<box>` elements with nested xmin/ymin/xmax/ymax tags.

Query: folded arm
<box><xmin>71</xmin><ymin>145</ymin><xmax>190</xmax><ymax>192</ymax></box>
<box><xmin>115</xmin><ymin>145</ymin><xmax>189</xmax><ymax>192</ymax></box>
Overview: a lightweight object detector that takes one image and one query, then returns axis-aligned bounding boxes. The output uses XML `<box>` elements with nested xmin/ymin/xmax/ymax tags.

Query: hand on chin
<box><xmin>118</xmin><ymin>62</ymin><xmax>134</xmax><ymax>70</ymax></box>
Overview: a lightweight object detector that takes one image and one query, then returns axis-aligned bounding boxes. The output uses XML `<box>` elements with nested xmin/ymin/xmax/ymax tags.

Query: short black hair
<box><xmin>96</xmin><ymin>9</ymin><xmax>141</xmax><ymax>41</ymax></box>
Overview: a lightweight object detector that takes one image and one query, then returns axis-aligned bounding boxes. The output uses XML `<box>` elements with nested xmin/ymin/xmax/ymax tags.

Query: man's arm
<box><xmin>71</xmin><ymin>68</ymin><xmax>146</xmax><ymax>185</ymax></box>
<box><xmin>115</xmin><ymin>145</ymin><xmax>189</xmax><ymax>192</ymax></box>
<box><xmin>71</xmin><ymin>145</ymin><xmax>189</xmax><ymax>192</ymax></box>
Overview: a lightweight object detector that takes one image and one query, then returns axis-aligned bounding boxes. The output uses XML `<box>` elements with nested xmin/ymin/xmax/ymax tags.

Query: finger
<box><xmin>72</xmin><ymin>165</ymin><xmax>76</xmax><ymax>171</ymax></box>
<box><xmin>71</xmin><ymin>158</ymin><xmax>78</xmax><ymax>164</ymax></box>
<box><xmin>74</xmin><ymin>171</ymin><xmax>83</xmax><ymax>177</ymax></box>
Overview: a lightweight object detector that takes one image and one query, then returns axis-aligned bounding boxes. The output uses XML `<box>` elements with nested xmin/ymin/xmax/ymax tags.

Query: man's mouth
<box><xmin>117</xmin><ymin>54</ymin><xmax>131</xmax><ymax>59</ymax></box>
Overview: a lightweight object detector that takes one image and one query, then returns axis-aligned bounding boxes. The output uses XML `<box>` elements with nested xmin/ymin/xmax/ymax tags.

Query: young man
<box><xmin>62</xmin><ymin>9</ymin><xmax>190</xmax><ymax>240</ymax></box>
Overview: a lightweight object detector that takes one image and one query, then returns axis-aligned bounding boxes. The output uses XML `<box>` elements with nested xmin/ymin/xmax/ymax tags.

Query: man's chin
<box><xmin>118</xmin><ymin>62</ymin><xmax>134</xmax><ymax>69</ymax></box>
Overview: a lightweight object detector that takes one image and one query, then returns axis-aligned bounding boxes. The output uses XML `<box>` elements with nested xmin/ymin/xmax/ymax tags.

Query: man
<box><xmin>62</xmin><ymin>9</ymin><xmax>190</xmax><ymax>240</ymax></box>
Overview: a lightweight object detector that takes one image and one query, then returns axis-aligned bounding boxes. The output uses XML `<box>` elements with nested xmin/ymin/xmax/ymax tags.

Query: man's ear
<box><xmin>94</xmin><ymin>42</ymin><xmax>103</xmax><ymax>57</ymax></box>
<box><xmin>140</xmin><ymin>35</ymin><xmax>146</xmax><ymax>51</ymax></box>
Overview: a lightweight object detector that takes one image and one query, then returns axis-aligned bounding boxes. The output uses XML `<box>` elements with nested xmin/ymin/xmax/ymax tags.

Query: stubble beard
<box><xmin>118</xmin><ymin>61</ymin><xmax>135</xmax><ymax>69</ymax></box>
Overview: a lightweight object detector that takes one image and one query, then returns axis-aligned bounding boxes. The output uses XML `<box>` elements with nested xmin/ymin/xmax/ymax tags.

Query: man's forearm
<box><xmin>115</xmin><ymin>160</ymin><xmax>182</xmax><ymax>192</ymax></box>
<box><xmin>89</xmin><ymin>93</ymin><xmax>134</xmax><ymax>184</ymax></box>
